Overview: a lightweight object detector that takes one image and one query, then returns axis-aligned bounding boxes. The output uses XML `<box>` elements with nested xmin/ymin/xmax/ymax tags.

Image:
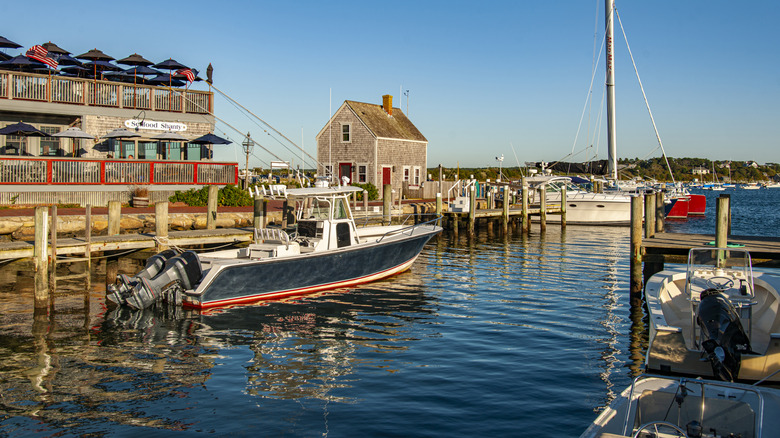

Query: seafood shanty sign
<box><xmin>125</xmin><ymin>119</ymin><xmax>188</xmax><ymax>132</ymax></box>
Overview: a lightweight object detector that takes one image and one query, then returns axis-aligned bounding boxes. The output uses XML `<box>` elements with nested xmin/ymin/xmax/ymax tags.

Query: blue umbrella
<box><xmin>147</xmin><ymin>73</ymin><xmax>185</xmax><ymax>87</ymax></box>
<box><xmin>190</xmin><ymin>133</ymin><xmax>231</xmax><ymax>145</ymax></box>
<box><xmin>0</xmin><ymin>36</ymin><xmax>21</xmax><ymax>49</ymax></box>
<box><xmin>0</xmin><ymin>55</ymin><xmax>47</xmax><ymax>71</ymax></box>
<box><xmin>153</xmin><ymin>58</ymin><xmax>187</xmax><ymax>71</ymax></box>
<box><xmin>0</xmin><ymin>121</ymin><xmax>49</xmax><ymax>156</ymax></box>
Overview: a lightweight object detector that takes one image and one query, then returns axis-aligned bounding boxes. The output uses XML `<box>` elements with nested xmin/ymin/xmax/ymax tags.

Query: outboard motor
<box><xmin>696</xmin><ymin>288</ymin><xmax>752</xmax><ymax>381</ymax></box>
<box><xmin>107</xmin><ymin>249</ymin><xmax>177</xmax><ymax>305</ymax></box>
<box><xmin>125</xmin><ymin>251</ymin><xmax>203</xmax><ymax>310</ymax></box>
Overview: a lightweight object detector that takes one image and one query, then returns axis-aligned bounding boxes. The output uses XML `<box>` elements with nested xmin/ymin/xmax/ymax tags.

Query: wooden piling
<box><xmin>630</xmin><ymin>195</ymin><xmax>643</xmax><ymax>297</ymax></box>
<box><xmin>108</xmin><ymin>200</ymin><xmax>121</xmax><ymax>235</ymax></box>
<box><xmin>502</xmin><ymin>186</ymin><xmax>509</xmax><ymax>234</ymax></box>
<box><xmin>655</xmin><ymin>192</ymin><xmax>664</xmax><ymax>233</ymax></box>
<box><xmin>253</xmin><ymin>195</ymin><xmax>264</xmax><ymax>229</ymax></box>
<box><xmin>716</xmin><ymin>195</ymin><xmax>730</xmax><ymax>248</ymax></box>
<box><xmin>383</xmin><ymin>184</ymin><xmax>392</xmax><ymax>225</ymax></box>
<box><xmin>207</xmin><ymin>185</ymin><xmax>218</xmax><ymax>230</ymax></box>
<box><xmin>363</xmin><ymin>190</ymin><xmax>368</xmax><ymax>213</ymax></box>
<box><xmin>560</xmin><ymin>186</ymin><xmax>567</xmax><ymax>228</ymax></box>
<box><xmin>50</xmin><ymin>205</ymin><xmax>57</xmax><ymax>269</ymax></box>
<box><xmin>85</xmin><ymin>205</ymin><xmax>92</xmax><ymax>272</ymax></box>
<box><xmin>521</xmin><ymin>177</ymin><xmax>529</xmax><ymax>233</ymax></box>
<box><xmin>34</xmin><ymin>206</ymin><xmax>48</xmax><ymax>306</ymax></box>
<box><xmin>539</xmin><ymin>186</ymin><xmax>547</xmax><ymax>233</ymax></box>
<box><xmin>644</xmin><ymin>192</ymin><xmax>656</xmax><ymax>238</ymax></box>
<box><xmin>468</xmin><ymin>184</ymin><xmax>476</xmax><ymax>235</ymax></box>
<box><xmin>155</xmin><ymin>201</ymin><xmax>169</xmax><ymax>251</ymax></box>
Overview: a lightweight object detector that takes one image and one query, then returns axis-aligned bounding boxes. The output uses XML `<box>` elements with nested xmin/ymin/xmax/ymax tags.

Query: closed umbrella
<box><xmin>52</xmin><ymin>127</ymin><xmax>95</xmax><ymax>157</ymax></box>
<box><xmin>0</xmin><ymin>121</ymin><xmax>49</xmax><ymax>155</ymax></box>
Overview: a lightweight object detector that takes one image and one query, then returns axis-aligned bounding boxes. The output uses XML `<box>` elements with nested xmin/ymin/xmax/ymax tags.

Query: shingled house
<box><xmin>315</xmin><ymin>95</ymin><xmax>427</xmax><ymax>194</ymax></box>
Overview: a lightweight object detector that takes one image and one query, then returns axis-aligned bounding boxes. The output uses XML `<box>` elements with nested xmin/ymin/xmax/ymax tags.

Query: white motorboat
<box><xmin>526</xmin><ymin>176</ymin><xmax>632</xmax><ymax>226</ymax></box>
<box><xmin>108</xmin><ymin>184</ymin><xmax>442</xmax><ymax>310</ymax></box>
<box><xmin>644</xmin><ymin>247</ymin><xmax>780</xmax><ymax>382</ymax></box>
<box><xmin>580</xmin><ymin>374</ymin><xmax>780</xmax><ymax>438</ymax></box>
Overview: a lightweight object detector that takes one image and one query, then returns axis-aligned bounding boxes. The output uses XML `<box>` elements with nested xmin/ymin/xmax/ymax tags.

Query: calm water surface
<box><xmin>0</xmin><ymin>188</ymin><xmax>776</xmax><ymax>437</ymax></box>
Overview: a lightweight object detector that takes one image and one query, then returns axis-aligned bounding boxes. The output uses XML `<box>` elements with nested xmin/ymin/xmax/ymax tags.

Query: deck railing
<box><xmin>0</xmin><ymin>157</ymin><xmax>237</xmax><ymax>185</ymax></box>
<box><xmin>0</xmin><ymin>71</ymin><xmax>212</xmax><ymax>114</ymax></box>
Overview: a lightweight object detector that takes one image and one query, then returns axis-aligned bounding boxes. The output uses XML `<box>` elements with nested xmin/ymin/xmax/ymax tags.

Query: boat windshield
<box><xmin>685</xmin><ymin>247</ymin><xmax>754</xmax><ymax>297</ymax></box>
<box><xmin>333</xmin><ymin>197</ymin><xmax>350</xmax><ymax>220</ymax></box>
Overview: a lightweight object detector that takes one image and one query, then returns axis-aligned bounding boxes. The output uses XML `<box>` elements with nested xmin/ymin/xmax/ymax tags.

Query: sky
<box><xmin>2</xmin><ymin>0</ymin><xmax>778</xmax><ymax>169</ymax></box>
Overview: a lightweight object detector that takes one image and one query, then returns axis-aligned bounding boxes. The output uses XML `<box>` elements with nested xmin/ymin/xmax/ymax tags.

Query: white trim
<box><xmin>376</xmin><ymin>136</ymin><xmax>428</xmax><ymax>144</ymax></box>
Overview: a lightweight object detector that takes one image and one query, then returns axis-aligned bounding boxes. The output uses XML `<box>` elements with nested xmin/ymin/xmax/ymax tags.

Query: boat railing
<box><xmin>623</xmin><ymin>375</ymin><xmax>765</xmax><ymax>437</ymax></box>
<box><xmin>374</xmin><ymin>214</ymin><xmax>442</xmax><ymax>243</ymax></box>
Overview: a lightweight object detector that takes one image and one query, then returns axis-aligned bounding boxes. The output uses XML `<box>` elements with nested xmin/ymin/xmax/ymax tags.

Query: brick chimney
<box><xmin>382</xmin><ymin>94</ymin><xmax>393</xmax><ymax>116</ymax></box>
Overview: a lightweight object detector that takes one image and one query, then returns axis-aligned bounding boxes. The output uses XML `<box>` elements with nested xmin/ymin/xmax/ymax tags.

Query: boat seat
<box><xmin>255</xmin><ymin>228</ymin><xmax>290</xmax><ymax>248</ymax></box>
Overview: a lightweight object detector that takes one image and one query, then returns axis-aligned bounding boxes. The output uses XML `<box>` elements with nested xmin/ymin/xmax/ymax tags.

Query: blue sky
<box><xmin>3</xmin><ymin>0</ymin><xmax>778</xmax><ymax>168</ymax></box>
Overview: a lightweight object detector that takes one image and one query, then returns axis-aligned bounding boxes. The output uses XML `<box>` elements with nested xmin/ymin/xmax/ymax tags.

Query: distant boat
<box><xmin>742</xmin><ymin>182</ymin><xmax>761</xmax><ymax>190</ymax></box>
<box><xmin>525</xmin><ymin>176</ymin><xmax>631</xmax><ymax>226</ymax></box>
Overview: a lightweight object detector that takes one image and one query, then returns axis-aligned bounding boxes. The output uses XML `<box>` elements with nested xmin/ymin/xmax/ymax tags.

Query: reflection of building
<box><xmin>316</xmin><ymin>94</ymin><xmax>427</xmax><ymax>194</ymax></box>
<box><xmin>1</xmin><ymin>70</ymin><xmax>214</xmax><ymax>159</ymax></box>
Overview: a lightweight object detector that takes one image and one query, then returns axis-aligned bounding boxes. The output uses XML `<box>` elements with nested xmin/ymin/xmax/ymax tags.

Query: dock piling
<box><xmin>521</xmin><ymin>177</ymin><xmax>529</xmax><ymax>233</ymax></box>
<box><xmin>207</xmin><ymin>185</ymin><xmax>218</xmax><ymax>230</ymax></box>
<box><xmin>560</xmin><ymin>186</ymin><xmax>566</xmax><ymax>228</ymax></box>
<box><xmin>539</xmin><ymin>186</ymin><xmax>547</xmax><ymax>233</ymax></box>
<box><xmin>34</xmin><ymin>206</ymin><xmax>48</xmax><ymax>306</ymax></box>
<box><xmin>108</xmin><ymin>201</ymin><xmax>121</xmax><ymax>235</ymax></box>
<box><xmin>630</xmin><ymin>195</ymin><xmax>643</xmax><ymax>297</ymax></box>
<box><xmin>716</xmin><ymin>195</ymin><xmax>730</xmax><ymax>249</ymax></box>
<box><xmin>155</xmin><ymin>201</ymin><xmax>169</xmax><ymax>251</ymax></box>
<box><xmin>644</xmin><ymin>192</ymin><xmax>656</xmax><ymax>238</ymax></box>
<box><xmin>383</xmin><ymin>184</ymin><xmax>392</xmax><ymax>225</ymax></box>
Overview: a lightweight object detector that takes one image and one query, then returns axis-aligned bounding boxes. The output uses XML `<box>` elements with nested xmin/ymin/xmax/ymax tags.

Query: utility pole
<box><xmin>242</xmin><ymin>132</ymin><xmax>254</xmax><ymax>189</ymax></box>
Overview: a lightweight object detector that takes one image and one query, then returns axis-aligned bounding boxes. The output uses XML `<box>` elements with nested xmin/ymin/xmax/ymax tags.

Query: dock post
<box><xmin>436</xmin><ymin>192</ymin><xmax>443</xmax><ymax>218</ymax></box>
<box><xmin>521</xmin><ymin>177</ymin><xmax>529</xmax><ymax>233</ymax></box>
<box><xmin>502</xmin><ymin>186</ymin><xmax>509</xmax><ymax>234</ymax></box>
<box><xmin>468</xmin><ymin>184</ymin><xmax>476</xmax><ymax>235</ymax></box>
<box><xmin>398</xmin><ymin>185</ymin><xmax>402</xmax><ymax>213</ymax></box>
<box><xmin>655</xmin><ymin>192</ymin><xmax>664</xmax><ymax>233</ymax></box>
<box><xmin>207</xmin><ymin>185</ymin><xmax>218</xmax><ymax>230</ymax></box>
<box><xmin>281</xmin><ymin>200</ymin><xmax>289</xmax><ymax>229</ymax></box>
<box><xmin>85</xmin><ymin>205</ymin><xmax>91</xmax><ymax>273</ymax></box>
<box><xmin>630</xmin><ymin>195</ymin><xmax>643</xmax><ymax>297</ymax></box>
<box><xmin>716</xmin><ymin>195</ymin><xmax>730</xmax><ymax>249</ymax></box>
<box><xmin>644</xmin><ymin>192</ymin><xmax>656</xmax><ymax>238</ymax></box>
<box><xmin>50</xmin><ymin>205</ymin><xmax>57</xmax><ymax>271</ymax></box>
<box><xmin>34</xmin><ymin>206</ymin><xmax>49</xmax><ymax>307</ymax></box>
<box><xmin>155</xmin><ymin>201</ymin><xmax>169</xmax><ymax>251</ymax></box>
<box><xmin>108</xmin><ymin>201</ymin><xmax>121</xmax><ymax>236</ymax></box>
<box><xmin>363</xmin><ymin>190</ymin><xmax>368</xmax><ymax>214</ymax></box>
<box><xmin>253</xmin><ymin>195</ymin><xmax>264</xmax><ymax>229</ymax></box>
<box><xmin>383</xmin><ymin>184</ymin><xmax>392</xmax><ymax>225</ymax></box>
<box><xmin>560</xmin><ymin>186</ymin><xmax>566</xmax><ymax>228</ymax></box>
<box><xmin>539</xmin><ymin>186</ymin><xmax>547</xmax><ymax>233</ymax></box>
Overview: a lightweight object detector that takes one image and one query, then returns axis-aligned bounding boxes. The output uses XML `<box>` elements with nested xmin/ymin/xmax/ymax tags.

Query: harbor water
<box><xmin>0</xmin><ymin>188</ymin><xmax>777</xmax><ymax>437</ymax></box>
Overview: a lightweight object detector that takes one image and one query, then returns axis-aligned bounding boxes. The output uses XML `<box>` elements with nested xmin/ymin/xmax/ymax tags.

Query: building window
<box><xmin>413</xmin><ymin>167</ymin><xmax>421</xmax><ymax>186</ymax></box>
<box><xmin>325</xmin><ymin>165</ymin><xmax>333</xmax><ymax>178</ymax></box>
<box><xmin>40</xmin><ymin>126</ymin><xmax>61</xmax><ymax>156</ymax></box>
<box><xmin>403</xmin><ymin>166</ymin><xmax>410</xmax><ymax>182</ymax></box>
<box><xmin>3</xmin><ymin>130</ymin><xmax>23</xmax><ymax>155</ymax></box>
<box><xmin>341</xmin><ymin>124</ymin><xmax>351</xmax><ymax>142</ymax></box>
<box><xmin>357</xmin><ymin>165</ymin><xmax>367</xmax><ymax>183</ymax></box>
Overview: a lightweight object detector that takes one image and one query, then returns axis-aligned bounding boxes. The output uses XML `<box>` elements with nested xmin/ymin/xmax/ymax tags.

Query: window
<box><xmin>120</xmin><ymin>140</ymin><xmax>135</xmax><ymax>158</ymax></box>
<box><xmin>357</xmin><ymin>165</ymin><xmax>367</xmax><ymax>183</ymax></box>
<box><xmin>3</xmin><ymin>130</ymin><xmax>23</xmax><ymax>155</ymax></box>
<box><xmin>413</xmin><ymin>167</ymin><xmax>421</xmax><ymax>185</ymax></box>
<box><xmin>40</xmin><ymin>126</ymin><xmax>61</xmax><ymax>156</ymax></box>
<box><xmin>341</xmin><ymin>124</ymin><xmax>351</xmax><ymax>142</ymax></box>
<box><xmin>403</xmin><ymin>166</ymin><xmax>411</xmax><ymax>182</ymax></box>
<box><xmin>325</xmin><ymin>165</ymin><xmax>333</xmax><ymax>178</ymax></box>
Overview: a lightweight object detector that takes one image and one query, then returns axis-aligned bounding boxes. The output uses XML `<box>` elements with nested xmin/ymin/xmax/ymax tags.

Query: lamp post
<box><xmin>496</xmin><ymin>154</ymin><xmax>504</xmax><ymax>182</ymax></box>
<box><xmin>242</xmin><ymin>132</ymin><xmax>254</xmax><ymax>189</ymax></box>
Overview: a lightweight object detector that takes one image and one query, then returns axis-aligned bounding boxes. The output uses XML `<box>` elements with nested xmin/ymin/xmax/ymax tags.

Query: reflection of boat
<box><xmin>645</xmin><ymin>247</ymin><xmax>780</xmax><ymax>382</ymax></box>
<box><xmin>109</xmin><ymin>185</ymin><xmax>442</xmax><ymax>310</ymax></box>
<box><xmin>526</xmin><ymin>176</ymin><xmax>631</xmax><ymax>226</ymax></box>
<box><xmin>580</xmin><ymin>374</ymin><xmax>780</xmax><ymax>438</ymax></box>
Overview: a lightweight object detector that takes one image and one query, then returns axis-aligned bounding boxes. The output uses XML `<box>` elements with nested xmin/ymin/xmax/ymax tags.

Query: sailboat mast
<box><xmin>605</xmin><ymin>0</ymin><xmax>617</xmax><ymax>181</ymax></box>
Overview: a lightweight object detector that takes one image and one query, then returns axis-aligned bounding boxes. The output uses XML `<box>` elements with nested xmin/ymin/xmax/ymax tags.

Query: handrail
<box><xmin>374</xmin><ymin>214</ymin><xmax>442</xmax><ymax>243</ymax></box>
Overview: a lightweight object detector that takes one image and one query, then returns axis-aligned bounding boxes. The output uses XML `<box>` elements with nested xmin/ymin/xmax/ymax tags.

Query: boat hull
<box><xmin>535</xmin><ymin>193</ymin><xmax>631</xmax><ymax>226</ymax></box>
<box><xmin>665</xmin><ymin>197</ymin><xmax>689</xmax><ymax>219</ymax></box>
<box><xmin>687</xmin><ymin>193</ymin><xmax>706</xmax><ymax>215</ymax></box>
<box><xmin>184</xmin><ymin>228</ymin><xmax>439</xmax><ymax>309</ymax></box>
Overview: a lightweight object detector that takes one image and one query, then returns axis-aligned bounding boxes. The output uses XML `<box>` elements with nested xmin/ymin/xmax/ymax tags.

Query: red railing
<box><xmin>0</xmin><ymin>71</ymin><xmax>212</xmax><ymax>114</ymax></box>
<box><xmin>0</xmin><ymin>157</ymin><xmax>237</xmax><ymax>185</ymax></box>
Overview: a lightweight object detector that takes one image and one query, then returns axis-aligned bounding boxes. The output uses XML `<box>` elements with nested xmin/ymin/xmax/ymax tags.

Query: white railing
<box><xmin>0</xmin><ymin>71</ymin><xmax>211</xmax><ymax>114</ymax></box>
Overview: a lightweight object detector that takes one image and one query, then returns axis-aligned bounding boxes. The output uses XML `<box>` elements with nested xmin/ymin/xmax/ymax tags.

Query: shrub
<box><xmin>168</xmin><ymin>184</ymin><xmax>253</xmax><ymax>207</ymax></box>
<box><xmin>351</xmin><ymin>182</ymin><xmax>378</xmax><ymax>201</ymax></box>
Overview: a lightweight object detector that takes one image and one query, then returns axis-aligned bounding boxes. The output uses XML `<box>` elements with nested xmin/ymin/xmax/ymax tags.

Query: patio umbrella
<box><xmin>60</xmin><ymin>64</ymin><xmax>89</xmax><ymax>77</ymax></box>
<box><xmin>153</xmin><ymin>58</ymin><xmax>187</xmax><ymax>71</ymax></box>
<box><xmin>0</xmin><ymin>52</ymin><xmax>11</xmax><ymax>62</ymax></box>
<box><xmin>76</xmin><ymin>48</ymin><xmax>114</xmax><ymax>62</ymax></box>
<box><xmin>41</xmin><ymin>41</ymin><xmax>69</xmax><ymax>55</ymax></box>
<box><xmin>0</xmin><ymin>121</ymin><xmax>50</xmax><ymax>156</ymax></box>
<box><xmin>102</xmin><ymin>128</ymin><xmax>140</xmax><ymax>158</ymax></box>
<box><xmin>147</xmin><ymin>73</ymin><xmax>185</xmax><ymax>87</ymax></box>
<box><xmin>56</xmin><ymin>53</ymin><xmax>82</xmax><ymax>66</ymax></box>
<box><xmin>0</xmin><ymin>36</ymin><xmax>22</xmax><ymax>49</ymax></box>
<box><xmin>0</xmin><ymin>54</ymin><xmax>47</xmax><ymax>71</ymax></box>
<box><xmin>117</xmin><ymin>53</ymin><xmax>153</xmax><ymax>66</ymax></box>
<box><xmin>190</xmin><ymin>132</ymin><xmax>231</xmax><ymax>160</ymax></box>
<box><xmin>52</xmin><ymin>127</ymin><xmax>95</xmax><ymax>157</ymax></box>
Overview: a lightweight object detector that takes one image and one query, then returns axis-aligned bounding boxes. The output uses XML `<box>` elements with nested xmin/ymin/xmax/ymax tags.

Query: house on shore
<box><xmin>316</xmin><ymin>95</ymin><xmax>427</xmax><ymax>195</ymax></box>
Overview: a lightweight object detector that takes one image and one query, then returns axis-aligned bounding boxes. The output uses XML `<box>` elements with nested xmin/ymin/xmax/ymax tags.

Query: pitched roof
<box><xmin>345</xmin><ymin>100</ymin><xmax>427</xmax><ymax>142</ymax></box>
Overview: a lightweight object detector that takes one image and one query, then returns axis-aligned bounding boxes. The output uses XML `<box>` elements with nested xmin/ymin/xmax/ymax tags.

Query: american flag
<box><xmin>26</xmin><ymin>45</ymin><xmax>58</xmax><ymax>69</ymax></box>
<box><xmin>176</xmin><ymin>68</ymin><xmax>195</xmax><ymax>83</ymax></box>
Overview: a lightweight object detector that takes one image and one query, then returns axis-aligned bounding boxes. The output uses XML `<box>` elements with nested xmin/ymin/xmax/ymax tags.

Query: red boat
<box><xmin>687</xmin><ymin>193</ymin><xmax>706</xmax><ymax>215</ymax></box>
<box><xmin>665</xmin><ymin>196</ymin><xmax>689</xmax><ymax>219</ymax></box>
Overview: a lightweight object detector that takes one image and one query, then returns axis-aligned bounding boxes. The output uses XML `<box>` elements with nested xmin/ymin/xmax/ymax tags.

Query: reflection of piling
<box><xmin>521</xmin><ymin>177</ymin><xmax>529</xmax><ymax>233</ymax></box>
<box><xmin>468</xmin><ymin>185</ymin><xmax>476</xmax><ymax>235</ymax></box>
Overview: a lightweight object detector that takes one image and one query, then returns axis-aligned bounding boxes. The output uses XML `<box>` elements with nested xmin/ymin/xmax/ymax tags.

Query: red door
<box><xmin>382</xmin><ymin>167</ymin><xmax>391</xmax><ymax>187</ymax></box>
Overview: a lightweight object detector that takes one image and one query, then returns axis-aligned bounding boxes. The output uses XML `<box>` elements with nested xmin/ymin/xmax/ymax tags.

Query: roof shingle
<box><xmin>345</xmin><ymin>100</ymin><xmax>427</xmax><ymax>142</ymax></box>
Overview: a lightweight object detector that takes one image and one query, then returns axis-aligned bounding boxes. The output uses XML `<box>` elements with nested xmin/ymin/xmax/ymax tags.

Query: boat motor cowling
<box><xmin>125</xmin><ymin>251</ymin><xmax>203</xmax><ymax>310</ymax></box>
<box><xmin>107</xmin><ymin>249</ymin><xmax>178</xmax><ymax>305</ymax></box>
<box><xmin>696</xmin><ymin>288</ymin><xmax>752</xmax><ymax>381</ymax></box>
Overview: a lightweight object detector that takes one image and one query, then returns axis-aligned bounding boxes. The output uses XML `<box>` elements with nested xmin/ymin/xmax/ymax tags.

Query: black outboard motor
<box><xmin>125</xmin><ymin>251</ymin><xmax>202</xmax><ymax>310</ymax></box>
<box><xmin>696</xmin><ymin>288</ymin><xmax>752</xmax><ymax>381</ymax></box>
<box><xmin>107</xmin><ymin>249</ymin><xmax>177</xmax><ymax>305</ymax></box>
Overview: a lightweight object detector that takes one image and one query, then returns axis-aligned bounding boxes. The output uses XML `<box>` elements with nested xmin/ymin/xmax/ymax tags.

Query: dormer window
<box><xmin>342</xmin><ymin>124</ymin><xmax>351</xmax><ymax>142</ymax></box>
